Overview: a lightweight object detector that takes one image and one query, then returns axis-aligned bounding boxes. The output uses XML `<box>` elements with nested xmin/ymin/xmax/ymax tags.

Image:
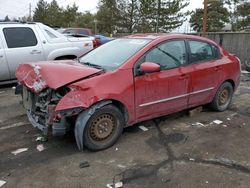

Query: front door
<box><xmin>2</xmin><ymin>26</ymin><xmax>45</xmax><ymax>79</ymax></box>
<box><xmin>0</xmin><ymin>36</ymin><xmax>10</xmax><ymax>81</ymax></box>
<box><xmin>134</xmin><ymin>40</ymin><xmax>190</xmax><ymax>122</ymax></box>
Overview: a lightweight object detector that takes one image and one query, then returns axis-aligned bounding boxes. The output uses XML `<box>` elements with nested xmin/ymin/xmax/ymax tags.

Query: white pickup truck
<box><xmin>0</xmin><ymin>22</ymin><xmax>94</xmax><ymax>84</ymax></box>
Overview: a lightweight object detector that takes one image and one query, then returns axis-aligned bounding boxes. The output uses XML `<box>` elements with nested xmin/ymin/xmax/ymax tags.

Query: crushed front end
<box><xmin>15</xmin><ymin>61</ymin><xmax>103</xmax><ymax>136</ymax></box>
<box><xmin>22</xmin><ymin>86</ymin><xmax>75</xmax><ymax>136</ymax></box>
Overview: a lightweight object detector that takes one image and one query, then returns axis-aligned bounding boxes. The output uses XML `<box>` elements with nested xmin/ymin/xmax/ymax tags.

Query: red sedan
<box><xmin>16</xmin><ymin>34</ymin><xmax>241</xmax><ymax>151</ymax></box>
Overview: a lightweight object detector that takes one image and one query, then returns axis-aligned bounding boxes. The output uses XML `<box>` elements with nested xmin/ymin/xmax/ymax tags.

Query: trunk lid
<box><xmin>16</xmin><ymin>60</ymin><xmax>102</xmax><ymax>93</ymax></box>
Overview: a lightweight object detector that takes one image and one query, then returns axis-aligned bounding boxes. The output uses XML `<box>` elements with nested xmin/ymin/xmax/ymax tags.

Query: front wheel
<box><xmin>78</xmin><ymin>105</ymin><xmax>124</xmax><ymax>151</ymax></box>
<box><xmin>210</xmin><ymin>82</ymin><xmax>233</xmax><ymax>112</ymax></box>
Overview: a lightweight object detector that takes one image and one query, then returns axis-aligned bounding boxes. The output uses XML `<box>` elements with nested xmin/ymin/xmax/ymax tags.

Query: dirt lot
<box><xmin>0</xmin><ymin>73</ymin><xmax>250</xmax><ymax>188</ymax></box>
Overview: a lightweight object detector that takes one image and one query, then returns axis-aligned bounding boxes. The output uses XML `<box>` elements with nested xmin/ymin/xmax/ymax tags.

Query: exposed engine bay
<box><xmin>22</xmin><ymin>86</ymin><xmax>71</xmax><ymax>135</ymax></box>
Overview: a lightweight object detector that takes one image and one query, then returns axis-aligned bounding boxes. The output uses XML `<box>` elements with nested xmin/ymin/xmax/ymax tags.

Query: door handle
<box><xmin>179</xmin><ymin>74</ymin><xmax>189</xmax><ymax>80</ymax></box>
<box><xmin>30</xmin><ymin>50</ymin><xmax>42</xmax><ymax>54</ymax></box>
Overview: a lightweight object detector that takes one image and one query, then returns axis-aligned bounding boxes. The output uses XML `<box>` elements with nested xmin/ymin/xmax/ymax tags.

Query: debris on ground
<box><xmin>79</xmin><ymin>161</ymin><xmax>90</xmax><ymax>168</ymax></box>
<box><xmin>189</xmin><ymin>158</ymin><xmax>195</xmax><ymax>161</ymax></box>
<box><xmin>188</xmin><ymin>106</ymin><xmax>203</xmax><ymax>117</ymax></box>
<box><xmin>213</xmin><ymin>120</ymin><xmax>223</xmax><ymax>125</ymax></box>
<box><xmin>36</xmin><ymin>144</ymin><xmax>46</xmax><ymax>152</ymax></box>
<box><xmin>115</xmin><ymin>148</ymin><xmax>119</xmax><ymax>151</ymax></box>
<box><xmin>191</xmin><ymin>122</ymin><xmax>205</xmax><ymax>127</ymax></box>
<box><xmin>230</xmin><ymin>113</ymin><xmax>238</xmax><ymax>117</ymax></box>
<box><xmin>222</xmin><ymin>125</ymin><xmax>228</xmax><ymax>128</ymax></box>
<box><xmin>117</xmin><ymin>164</ymin><xmax>126</xmax><ymax>168</ymax></box>
<box><xmin>11</xmin><ymin>148</ymin><xmax>28</xmax><ymax>155</ymax></box>
<box><xmin>138</xmin><ymin>125</ymin><xmax>149</xmax><ymax>131</ymax></box>
<box><xmin>12</xmin><ymin>86</ymin><xmax>16</xmax><ymax>90</ymax></box>
<box><xmin>241</xmin><ymin>70</ymin><xmax>250</xmax><ymax>74</ymax></box>
<box><xmin>0</xmin><ymin>180</ymin><xmax>6</xmax><ymax>187</ymax></box>
<box><xmin>36</xmin><ymin>135</ymin><xmax>47</xmax><ymax>142</ymax></box>
<box><xmin>227</xmin><ymin>118</ymin><xmax>231</xmax><ymax>121</ymax></box>
<box><xmin>0</xmin><ymin>91</ymin><xmax>6</xmax><ymax>94</ymax></box>
<box><xmin>106</xmin><ymin>181</ymin><xmax>123</xmax><ymax>188</ymax></box>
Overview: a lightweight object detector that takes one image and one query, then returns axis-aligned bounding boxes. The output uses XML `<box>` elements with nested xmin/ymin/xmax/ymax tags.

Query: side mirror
<box><xmin>139</xmin><ymin>62</ymin><xmax>161</xmax><ymax>74</ymax></box>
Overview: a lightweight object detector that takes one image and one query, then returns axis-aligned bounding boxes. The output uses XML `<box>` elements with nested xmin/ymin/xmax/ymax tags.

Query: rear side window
<box><xmin>45</xmin><ymin>29</ymin><xmax>58</xmax><ymax>38</ymax></box>
<box><xmin>3</xmin><ymin>27</ymin><xmax>37</xmax><ymax>48</ymax></box>
<box><xmin>189</xmin><ymin>40</ymin><xmax>219</xmax><ymax>63</ymax></box>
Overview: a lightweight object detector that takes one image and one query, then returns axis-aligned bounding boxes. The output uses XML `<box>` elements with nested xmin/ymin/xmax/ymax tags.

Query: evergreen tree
<box><xmin>62</xmin><ymin>3</ymin><xmax>78</xmax><ymax>27</ymax></box>
<box><xmin>190</xmin><ymin>0</ymin><xmax>230</xmax><ymax>32</ymax></box>
<box><xmin>46</xmin><ymin>0</ymin><xmax>63</xmax><ymax>27</ymax></box>
<box><xmin>236</xmin><ymin>1</ymin><xmax>250</xmax><ymax>30</ymax></box>
<box><xmin>75</xmin><ymin>11</ymin><xmax>96</xmax><ymax>30</ymax></box>
<box><xmin>4</xmin><ymin>15</ymin><xmax>10</xmax><ymax>21</ymax></box>
<box><xmin>33</xmin><ymin>0</ymin><xmax>48</xmax><ymax>23</ymax></box>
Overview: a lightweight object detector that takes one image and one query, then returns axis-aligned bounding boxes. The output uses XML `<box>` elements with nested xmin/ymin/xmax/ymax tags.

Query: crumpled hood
<box><xmin>16</xmin><ymin>60</ymin><xmax>102</xmax><ymax>93</ymax></box>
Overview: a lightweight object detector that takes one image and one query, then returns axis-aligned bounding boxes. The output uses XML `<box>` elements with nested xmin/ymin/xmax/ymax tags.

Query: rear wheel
<box><xmin>81</xmin><ymin>105</ymin><xmax>124</xmax><ymax>151</ymax></box>
<box><xmin>210</xmin><ymin>82</ymin><xmax>233</xmax><ymax>112</ymax></box>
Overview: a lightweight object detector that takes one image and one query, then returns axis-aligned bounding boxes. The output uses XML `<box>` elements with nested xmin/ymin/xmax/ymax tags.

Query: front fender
<box><xmin>55</xmin><ymin>90</ymin><xmax>96</xmax><ymax>112</ymax></box>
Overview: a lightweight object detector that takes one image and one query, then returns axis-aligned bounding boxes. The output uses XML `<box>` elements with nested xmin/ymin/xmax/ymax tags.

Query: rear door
<box><xmin>187</xmin><ymin>40</ymin><xmax>222</xmax><ymax>107</ymax></box>
<box><xmin>0</xmin><ymin>34</ymin><xmax>10</xmax><ymax>81</ymax></box>
<box><xmin>2</xmin><ymin>25</ymin><xmax>45</xmax><ymax>79</ymax></box>
<box><xmin>134</xmin><ymin>40</ymin><xmax>191</xmax><ymax>121</ymax></box>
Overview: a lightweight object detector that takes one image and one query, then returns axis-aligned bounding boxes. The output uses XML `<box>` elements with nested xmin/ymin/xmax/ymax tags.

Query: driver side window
<box><xmin>144</xmin><ymin>40</ymin><xmax>187</xmax><ymax>69</ymax></box>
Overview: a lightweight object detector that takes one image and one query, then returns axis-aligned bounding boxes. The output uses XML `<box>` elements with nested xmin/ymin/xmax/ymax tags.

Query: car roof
<box><xmin>124</xmin><ymin>33</ymin><xmax>219</xmax><ymax>46</ymax></box>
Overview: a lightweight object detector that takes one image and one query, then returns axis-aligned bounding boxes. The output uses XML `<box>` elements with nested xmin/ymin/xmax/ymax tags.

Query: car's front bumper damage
<box><xmin>26</xmin><ymin>110</ymin><xmax>70</xmax><ymax>136</ymax></box>
<box><xmin>22</xmin><ymin>86</ymin><xmax>78</xmax><ymax>136</ymax></box>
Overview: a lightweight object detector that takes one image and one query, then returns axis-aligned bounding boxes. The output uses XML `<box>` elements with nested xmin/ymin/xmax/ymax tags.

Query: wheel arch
<box><xmin>91</xmin><ymin>99</ymin><xmax>129</xmax><ymax>126</ymax></box>
<box><xmin>54</xmin><ymin>55</ymin><xmax>77</xmax><ymax>60</ymax></box>
<box><xmin>224</xmin><ymin>79</ymin><xmax>235</xmax><ymax>91</ymax></box>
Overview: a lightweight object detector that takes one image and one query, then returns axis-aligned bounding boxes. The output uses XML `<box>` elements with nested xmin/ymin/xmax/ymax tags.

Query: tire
<box><xmin>210</xmin><ymin>82</ymin><xmax>233</xmax><ymax>112</ymax></box>
<box><xmin>80</xmin><ymin>105</ymin><xmax>124</xmax><ymax>151</ymax></box>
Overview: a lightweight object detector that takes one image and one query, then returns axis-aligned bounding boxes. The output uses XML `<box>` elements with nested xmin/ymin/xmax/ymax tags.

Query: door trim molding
<box><xmin>139</xmin><ymin>87</ymin><xmax>214</xmax><ymax>107</ymax></box>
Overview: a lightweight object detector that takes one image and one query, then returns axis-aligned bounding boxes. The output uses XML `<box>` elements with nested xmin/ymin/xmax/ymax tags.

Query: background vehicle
<box><xmin>0</xmin><ymin>22</ymin><xmax>93</xmax><ymax>84</ymax></box>
<box><xmin>94</xmin><ymin>34</ymin><xmax>114</xmax><ymax>44</ymax></box>
<box><xmin>61</xmin><ymin>28</ymin><xmax>93</xmax><ymax>36</ymax></box>
<box><xmin>16</xmin><ymin>34</ymin><xmax>241</xmax><ymax>151</ymax></box>
<box><xmin>60</xmin><ymin>28</ymin><xmax>101</xmax><ymax>47</ymax></box>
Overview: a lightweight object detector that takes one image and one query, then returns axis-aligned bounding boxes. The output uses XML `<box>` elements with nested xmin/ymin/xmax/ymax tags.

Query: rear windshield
<box><xmin>79</xmin><ymin>38</ymin><xmax>151</xmax><ymax>71</ymax></box>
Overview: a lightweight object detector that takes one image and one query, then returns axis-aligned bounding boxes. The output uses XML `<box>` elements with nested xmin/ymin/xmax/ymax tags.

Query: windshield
<box><xmin>79</xmin><ymin>38</ymin><xmax>151</xmax><ymax>70</ymax></box>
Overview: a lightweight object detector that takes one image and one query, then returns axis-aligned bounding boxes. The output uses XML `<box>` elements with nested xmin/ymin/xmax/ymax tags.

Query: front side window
<box><xmin>138</xmin><ymin>40</ymin><xmax>187</xmax><ymax>70</ymax></box>
<box><xmin>189</xmin><ymin>40</ymin><xmax>215</xmax><ymax>63</ymax></box>
<box><xmin>3</xmin><ymin>27</ymin><xmax>37</xmax><ymax>48</ymax></box>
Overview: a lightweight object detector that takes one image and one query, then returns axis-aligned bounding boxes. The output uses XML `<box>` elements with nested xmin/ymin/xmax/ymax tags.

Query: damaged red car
<box><xmin>16</xmin><ymin>34</ymin><xmax>241</xmax><ymax>151</ymax></box>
